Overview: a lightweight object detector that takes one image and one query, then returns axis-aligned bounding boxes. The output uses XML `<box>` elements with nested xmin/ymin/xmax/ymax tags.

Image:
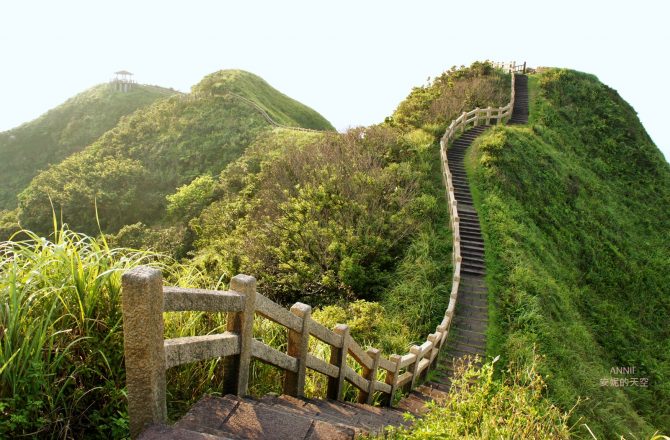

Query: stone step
<box><xmin>168</xmin><ymin>394</ymin><xmax>407</xmax><ymax>440</ymax></box>
<box><xmin>452</xmin><ymin>318</ymin><xmax>488</xmax><ymax>333</ymax></box>
<box><xmin>459</xmin><ymin>286</ymin><xmax>488</xmax><ymax>297</ymax></box>
<box><xmin>451</xmin><ymin>333</ymin><xmax>487</xmax><ymax>351</ymax></box>
<box><xmin>458</xmin><ymin>291</ymin><xmax>488</xmax><ymax>303</ymax></box>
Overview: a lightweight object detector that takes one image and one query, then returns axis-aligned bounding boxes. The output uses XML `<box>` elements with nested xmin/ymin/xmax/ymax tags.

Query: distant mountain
<box><xmin>193</xmin><ymin>69</ymin><xmax>334</xmax><ymax>130</ymax></box>
<box><xmin>17</xmin><ymin>70</ymin><xmax>334</xmax><ymax>235</ymax></box>
<box><xmin>0</xmin><ymin>83</ymin><xmax>178</xmax><ymax>210</ymax></box>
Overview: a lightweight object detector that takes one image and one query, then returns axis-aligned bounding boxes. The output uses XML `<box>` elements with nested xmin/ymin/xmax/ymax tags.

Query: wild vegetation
<box><xmin>3</xmin><ymin>62</ymin><xmax>667</xmax><ymax>439</ymax></box>
<box><xmin>381</xmin><ymin>355</ymin><xmax>574</xmax><ymax>439</ymax></box>
<box><xmin>0</xmin><ymin>84</ymin><xmax>176</xmax><ymax>212</ymax></box>
<box><xmin>467</xmin><ymin>69</ymin><xmax>670</xmax><ymax>437</ymax></box>
<box><xmin>0</xmin><ymin>63</ymin><xmax>513</xmax><ymax>438</ymax></box>
<box><xmin>16</xmin><ymin>70</ymin><xmax>333</xmax><ymax>238</ymax></box>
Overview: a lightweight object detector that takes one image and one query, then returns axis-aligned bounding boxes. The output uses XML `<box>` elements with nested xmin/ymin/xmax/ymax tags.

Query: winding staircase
<box><xmin>137</xmin><ymin>71</ymin><xmax>529</xmax><ymax>440</ymax></box>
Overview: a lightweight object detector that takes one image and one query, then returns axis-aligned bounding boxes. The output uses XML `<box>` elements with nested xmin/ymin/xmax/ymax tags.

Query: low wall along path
<box><xmin>123</xmin><ymin>62</ymin><xmax>530</xmax><ymax>439</ymax></box>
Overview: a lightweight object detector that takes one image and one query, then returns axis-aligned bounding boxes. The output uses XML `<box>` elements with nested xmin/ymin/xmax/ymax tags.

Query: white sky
<box><xmin>1</xmin><ymin>0</ymin><xmax>668</xmax><ymax>161</ymax></box>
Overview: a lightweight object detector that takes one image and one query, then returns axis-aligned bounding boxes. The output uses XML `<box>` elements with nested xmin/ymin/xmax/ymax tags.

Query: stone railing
<box><xmin>436</xmin><ymin>67</ymin><xmax>519</xmax><ymax>352</ymax></box>
<box><xmin>493</xmin><ymin>60</ymin><xmax>527</xmax><ymax>74</ymax></box>
<box><xmin>122</xmin><ymin>61</ymin><xmax>525</xmax><ymax>438</ymax></box>
<box><xmin>122</xmin><ymin>268</ymin><xmax>448</xmax><ymax>437</ymax></box>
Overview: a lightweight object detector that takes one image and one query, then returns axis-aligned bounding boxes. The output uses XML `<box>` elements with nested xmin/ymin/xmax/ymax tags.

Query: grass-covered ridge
<box><xmin>0</xmin><ymin>83</ymin><xmax>177</xmax><ymax>211</ymax></box>
<box><xmin>1</xmin><ymin>63</ymin><xmax>514</xmax><ymax>438</ymax></box>
<box><xmin>467</xmin><ymin>69</ymin><xmax>670</xmax><ymax>437</ymax></box>
<box><xmin>193</xmin><ymin>69</ymin><xmax>334</xmax><ymax>130</ymax></box>
<box><xmin>16</xmin><ymin>71</ymin><xmax>334</xmax><ymax>237</ymax></box>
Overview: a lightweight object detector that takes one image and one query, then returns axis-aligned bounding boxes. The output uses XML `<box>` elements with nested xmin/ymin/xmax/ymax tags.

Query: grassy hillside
<box><xmin>193</xmin><ymin>69</ymin><xmax>334</xmax><ymax>130</ymax></box>
<box><xmin>467</xmin><ymin>69</ymin><xmax>670</xmax><ymax>437</ymax></box>
<box><xmin>17</xmin><ymin>70</ymin><xmax>334</xmax><ymax>236</ymax></box>
<box><xmin>0</xmin><ymin>83</ymin><xmax>177</xmax><ymax>210</ymax></box>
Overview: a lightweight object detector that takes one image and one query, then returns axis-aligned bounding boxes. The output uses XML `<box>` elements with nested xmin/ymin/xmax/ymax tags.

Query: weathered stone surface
<box><xmin>122</xmin><ymin>266</ymin><xmax>167</xmax><ymax>438</ymax></box>
<box><xmin>223</xmin><ymin>399</ymin><xmax>313</xmax><ymax>439</ymax></box>
<box><xmin>163</xmin><ymin>286</ymin><xmax>244</xmax><ymax>312</ymax></box>
<box><xmin>165</xmin><ymin>332</ymin><xmax>240</xmax><ymax>368</ymax></box>
<box><xmin>139</xmin><ymin>424</ymin><xmax>230</xmax><ymax>440</ymax></box>
<box><xmin>306</xmin><ymin>420</ymin><xmax>354</xmax><ymax>439</ymax></box>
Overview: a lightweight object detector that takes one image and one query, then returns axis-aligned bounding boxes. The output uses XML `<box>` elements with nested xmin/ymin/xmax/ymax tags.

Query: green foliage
<box><xmin>193</xmin><ymin>69</ymin><xmax>334</xmax><ymax>130</ymax></box>
<box><xmin>382</xmin><ymin>355</ymin><xmax>573</xmax><ymax>439</ymax></box>
<box><xmin>0</xmin><ymin>209</ymin><xmax>20</xmax><ymax>241</ymax></box>
<box><xmin>192</xmin><ymin>125</ymin><xmax>438</xmax><ymax>306</ymax></box>
<box><xmin>388</xmin><ymin>61</ymin><xmax>509</xmax><ymax>133</ymax></box>
<box><xmin>109</xmin><ymin>222</ymin><xmax>191</xmax><ymax>259</ymax></box>
<box><xmin>468</xmin><ymin>69</ymin><xmax>670</xmax><ymax>437</ymax></box>
<box><xmin>0</xmin><ymin>227</ymin><xmax>159</xmax><ymax>438</ymax></box>
<box><xmin>166</xmin><ymin>174</ymin><xmax>217</xmax><ymax>222</ymax></box>
<box><xmin>0</xmin><ymin>84</ymin><xmax>176</xmax><ymax>210</ymax></box>
<box><xmin>17</xmin><ymin>71</ymin><xmax>334</xmax><ymax>237</ymax></box>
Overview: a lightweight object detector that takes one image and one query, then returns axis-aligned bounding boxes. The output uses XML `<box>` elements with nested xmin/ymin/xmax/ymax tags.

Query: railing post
<box><xmin>284</xmin><ymin>302</ymin><xmax>311</xmax><ymax>397</ymax></box>
<box><xmin>409</xmin><ymin>345</ymin><xmax>422</xmax><ymax>390</ymax></box>
<box><xmin>523</xmin><ymin>61</ymin><xmax>526</xmax><ymax>74</ymax></box>
<box><xmin>486</xmin><ymin>106</ymin><xmax>492</xmax><ymax>125</ymax></box>
<box><xmin>223</xmin><ymin>274</ymin><xmax>256</xmax><ymax>396</ymax></box>
<box><xmin>327</xmin><ymin>324</ymin><xmax>350</xmax><ymax>401</ymax></box>
<box><xmin>427</xmin><ymin>333</ymin><xmax>440</xmax><ymax>371</ymax></box>
<box><xmin>474</xmin><ymin>107</ymin><xmax>480</xmax><ymax>127</ymax></box>
<box><xmin>383</xmin><ymin>354</ymin><xmax>402</xmax><ymax>406</ymax></box>
<box><xmin>436</xmin><ymin>322</ymin><xmax>448</xmax><ymax>359</ymax></box>
<box><xmin>358</xmin><ymin>348</ymin><xmax>380</xmax><ymax>405</ymax></box>
<box><xmin>122</xmin><ymin>266</ymin><xmax>167</xmax><ymax>439</ymax></box>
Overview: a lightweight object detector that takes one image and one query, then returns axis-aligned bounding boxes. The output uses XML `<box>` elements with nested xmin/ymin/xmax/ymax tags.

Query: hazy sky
<box><xmin>1</xmin><ymin>0</ymin><xmax>669</xmax><ymax>160</ymax></box>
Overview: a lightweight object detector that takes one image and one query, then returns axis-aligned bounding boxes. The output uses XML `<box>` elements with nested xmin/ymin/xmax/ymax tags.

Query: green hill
<box><xmin>193</xmin><ymin>69</ymin><xmax>334</xmax><ymax>130</ymax></box>
<box><xmin>0</xmin><ymin>83</ymin><xmax>177</xmax><ymax>210</ymax></box>
<box><xmin>467</xmin><ymin>69</ymin><xmax>670</xmax><ymax>437</ymax></box>
<box><xmin>17</xmin><ymin>70</ymin><xmax>334</xmax><ymax>236</ymax></box>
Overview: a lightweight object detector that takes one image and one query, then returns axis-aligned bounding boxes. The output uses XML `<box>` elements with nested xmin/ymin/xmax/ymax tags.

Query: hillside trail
<box><xmin>139</xmin><ymin>74</ymin><xmax>529</xmax><ymax>440</ymax></box>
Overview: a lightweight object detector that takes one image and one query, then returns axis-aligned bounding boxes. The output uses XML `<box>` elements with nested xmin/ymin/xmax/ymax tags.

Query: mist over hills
<box><xmin>0</xmin><ymin>83</ymin><xmax>177</xmax><ymax>210</ymax></box>
<box><xmin>2</xmin><ymin>70</ymin><xmax>334</xmax><ymax>237</ymax></box>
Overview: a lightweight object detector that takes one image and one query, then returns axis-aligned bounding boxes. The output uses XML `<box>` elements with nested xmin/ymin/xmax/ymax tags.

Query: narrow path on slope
<box><xmin>139</xmin><ymin>74</ymin><xmax>530</xmax><ymax>440</ymax></box>
<box><xmin>398</xmin><ymin>73</ymin><xmax>529</xmax><ymax>414</ymax></box>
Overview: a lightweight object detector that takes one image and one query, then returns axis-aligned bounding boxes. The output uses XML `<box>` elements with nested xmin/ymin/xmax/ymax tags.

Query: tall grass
<box><xmin>381</xmin><ymin>354</ymin><xmax>575</xmax><ymax>439</ymax></box>
<box><xmin>0</xmin><ymin>227</ymin><xmax>161</xmax><ymax>438</ymax></box>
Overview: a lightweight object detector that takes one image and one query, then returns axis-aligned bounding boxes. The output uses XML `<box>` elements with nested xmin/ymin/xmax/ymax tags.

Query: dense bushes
<box><xmin>17</xmin><ymin>94</ymin><xmax>270</xmax><ymax>235</ymax></box>
<box><xmin>16</xmin><ymin>70</ymin><xmax>334</xmax><ymax>237</ymax></box>
<box><xmin>0</xmin><ymin>84</ymin><xmax>176</xmax><ymax>210</ymax></box>
<box><xmin>388</xmin><ymin>61</ymin><xmax>509</xmax><ymax>133</ymax></box>
<box><xmin>192</xmin><ymin>126</ymin><xmax>438</xmax><ymax>305</ymax></box>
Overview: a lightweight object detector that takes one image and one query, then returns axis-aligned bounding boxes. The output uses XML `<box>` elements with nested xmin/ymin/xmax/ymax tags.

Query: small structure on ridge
<box><xmin>111</xmin><ymin>70</ymin><xmax>135</xmax><ymax>92</ymax></box>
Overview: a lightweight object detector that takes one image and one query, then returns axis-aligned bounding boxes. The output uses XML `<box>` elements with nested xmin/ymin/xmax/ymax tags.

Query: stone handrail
<box><xmin>493</xmin><ymin>60</ymin><xmax>527</xmax><ymax>74</ymax></box>
<box><xmin>121</xmin><ymin>61</ymin><xmax>523</xmax><ymax>438</ymax></box>
<box><xmin>122</xmin><ymin>268</ymin><xmax>449</xmax><ymax>437</ymax></box>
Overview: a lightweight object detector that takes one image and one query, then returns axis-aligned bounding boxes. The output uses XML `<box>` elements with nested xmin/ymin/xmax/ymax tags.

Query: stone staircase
<box><xmin>509</xmin><ymin>74</ymin><xmax>529</xmax><ymax>124</ymax></box>
<box><xmin>136</xmin><ymin>72</ymin><xmax>530</xmax><ymax>440</ymax></box>
<box><xmin>139</xmin><ymin>394</ymin><xmax>411</xmax><ymax>439</ymax></box>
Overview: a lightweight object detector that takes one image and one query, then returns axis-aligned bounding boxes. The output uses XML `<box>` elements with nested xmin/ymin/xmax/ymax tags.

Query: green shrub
<box><xmin>381</xmin><ymin>355</ymin><xmax>573</xmax><ymax>439</ymax></box>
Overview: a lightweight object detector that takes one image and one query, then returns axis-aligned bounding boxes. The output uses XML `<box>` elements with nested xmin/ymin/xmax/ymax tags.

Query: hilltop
<box><xmin>468</xmin><ymin>68</ymin><xmax>670</xmax><ymax>437</ymax></box>
<box><xmin>16</xmin><ymin>70</ymin><xmax>334</xmax><ymax>237</ymax></box>
<box><xmin>0</xmin><ymin>83</ymin><xmax>177</xmax><ymax>211</ymax></box>
<box><xmin>1</xmin><ymin>62</ymin><xmax>668</xmax><ymax>439</ymax></box>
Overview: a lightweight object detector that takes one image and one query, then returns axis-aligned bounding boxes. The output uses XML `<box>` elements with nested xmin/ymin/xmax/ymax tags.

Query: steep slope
<box><xmin>468</xmin><ymin>69</ymin><xmax>670</xmax><ymax>437</ymax></box>
<box><xmin>0</xmin><ymin>83</ymin><xmax>177</xmax><ymax>210</ymax></box>
<box><xmin>193</xmin><ymin>70</ymin><xmax>334</xmax><ymax>130</ymax></box>
<box><xmin>17</xmin><ymin>70</ymin><xmax>334</xmax><ymax>236</ymax></box>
